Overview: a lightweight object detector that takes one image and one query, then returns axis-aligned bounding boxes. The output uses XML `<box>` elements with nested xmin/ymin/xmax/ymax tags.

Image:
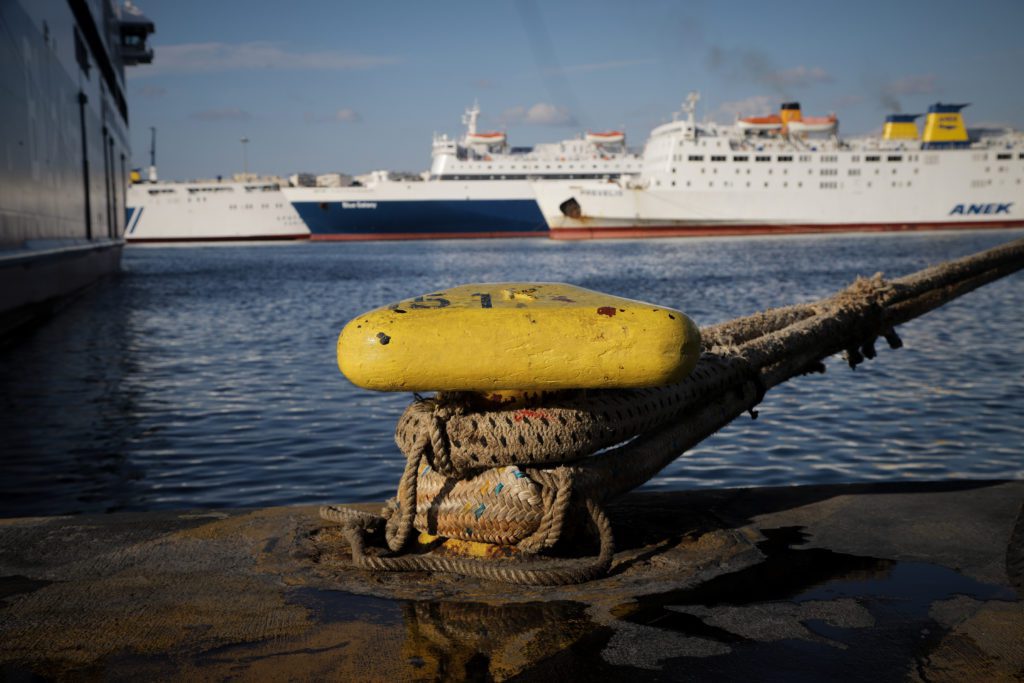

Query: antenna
<box><xmin>462</xmin><ymin>101</ymin><xmax>480</xmax><ymax>136</ymax></box>
<box><xmin>683</xmin><ymin>91</ymin><xmax>700</xmax><ymax>140</ymax></box>
<box><xmin>148</xmin><ymin>126</ymin><xmax>157</xmax><ymax>182</ymax></box>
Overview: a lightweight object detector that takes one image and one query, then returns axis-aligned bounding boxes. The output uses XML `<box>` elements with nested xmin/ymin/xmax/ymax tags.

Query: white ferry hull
<box><xmin>126</xmin><ymin>183</ymin><xmax>309</xmax><ymax>243</ymax></box>
<box><xmin>535</xmin><ymin>149</ymin><xmax>1024</xmax><ymax>239</ymax></box>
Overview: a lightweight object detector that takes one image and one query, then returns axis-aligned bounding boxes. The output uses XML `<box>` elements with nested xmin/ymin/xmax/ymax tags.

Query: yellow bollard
<box><xmin>337</xmin><ymin>282</ymin><xmax>701</xmax><ymax>392</ymax></box>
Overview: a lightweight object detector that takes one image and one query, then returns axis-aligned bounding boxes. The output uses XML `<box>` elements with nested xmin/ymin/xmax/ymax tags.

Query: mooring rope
<box><xmin>320</xmin><ymin>237</ymin><xmax>1024</xmax><ymax>585</ymax></box>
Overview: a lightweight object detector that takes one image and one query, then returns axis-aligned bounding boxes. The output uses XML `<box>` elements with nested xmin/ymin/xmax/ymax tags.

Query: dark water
<box><xmin>1</xmin><ymin>230</ymin><xmax>1022</xmax><ymax>517</ymax></box>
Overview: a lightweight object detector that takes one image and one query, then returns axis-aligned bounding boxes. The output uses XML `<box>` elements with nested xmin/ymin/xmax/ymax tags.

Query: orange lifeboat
<box><xmin>787</xmin><ymin>115</ymin><xmax>838</xmax><ymax>134</ymax></box>
<box><xmin>736</xmin><ymin>115</ymin><xmax>783</xmax><ymax>132</ymax></box>
<box><xmin>465</xmin><ymin>131</ymin><xmax>506</xmax><ymax>146</ymax></box>
<box><xmin>586</xmin><ymin>130</ymin><xmax>626</xmax><ymax>145</ymax></box>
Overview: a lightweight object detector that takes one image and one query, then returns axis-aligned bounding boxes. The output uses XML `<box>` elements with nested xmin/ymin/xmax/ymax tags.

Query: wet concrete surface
<box><xmin>0</xmin><ymin>480</ymin><xmax>1021</xmax><ymax>681</ymax></box>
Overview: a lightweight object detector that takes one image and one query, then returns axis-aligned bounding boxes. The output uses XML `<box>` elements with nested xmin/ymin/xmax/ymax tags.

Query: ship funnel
<box><xmin>882</xmin><ymin>114</ymin><xmax>921</xmax><ymax>140</ymax></box>
<box><xmin>922</xmin><ymin>103</ymin><xmax>969</xmax><ymax>148</ymax></box>
<box><xmin>780</xmin><ymin>101</ymin><xmax>802</xmax><ymax>131</ymax></box>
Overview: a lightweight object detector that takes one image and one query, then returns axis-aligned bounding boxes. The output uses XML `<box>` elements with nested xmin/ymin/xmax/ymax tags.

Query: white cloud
<box><xmin>882</xmin><ymin>74</ymin><xmax>937</xmax><ymax>97</ymax></box>
<box><xmin>132</xmin><ymin>42</ymin><xmax>400</xmax><ymax>78</ymax></box>
<box><xmin>304</xmin><ymin>108</ymin><xmax>362</xmax><ymax>124</ymax></box>
<box><xmin>134</xmin><ymin>84</ymin><xmax>166</xmax><ymax>98</ymax></box>
<box><xmin>334</xmin><ymin>108</ymin><xmax>361</xmax><ymax>123</ymax></box>
<box><xmin>768</xmin><ymin>65</ymin><xmax>832</xmax><ymax>89</ymax></box>
<box><xmin>501</xmin><ymin>102</ymin><xmax>576</xmax><ymax>126</ymax></box>
<box><xmin>714</xmin><ymin>95</ymin><xmax>774</xmax><ymax>123</ymax></box>
<box><xmin>549</xmin><ymin>58</ymin><xmax>657</xmax><ymax>75</ymax></box>
<box><xmin>190</xmin><ymin>107</ymin><xmax>251</xmax><ymax>122</ymax></box>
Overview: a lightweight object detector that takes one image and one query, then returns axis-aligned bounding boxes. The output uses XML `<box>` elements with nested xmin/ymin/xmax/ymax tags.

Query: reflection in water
<box><xmin>0</xmin><ymin>278</ymin><xmax>145</xmax><ymax>514</ymax></box>
<box><xmin>400</xmin><ymin>600</ymin><xmax>594</xmax><ymax>680</ymax></box>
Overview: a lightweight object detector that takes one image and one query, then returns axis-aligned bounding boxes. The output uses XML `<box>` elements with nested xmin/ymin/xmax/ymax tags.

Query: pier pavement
<box><xmin>1</xmin><ymin>480</ymin><xmax>1021</xmax><ymax>680</ymax></box>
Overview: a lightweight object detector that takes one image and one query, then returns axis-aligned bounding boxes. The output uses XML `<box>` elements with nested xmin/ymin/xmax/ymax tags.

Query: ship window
<box><xmin>851</xmin><ymin>155</ymin><xmax>860</xmax><ymax>162</ymax></box>
<box><xmin>777</xmin><ymin>156</ymin><xmax>792</xmax><ymax>162</ymax></box>
<box><xmin>996</xmin><ymin>153</ymin><xmax>1011</xmax><ymax>160</ymax></box>
<box><xmin>799</xmin><ymin>155</ymin><xmax>812</xmax><ymax>162</ymax></box>
<box><xmin>755</xmin><ymin>156</ymin><xmax>770</xmax><ymax>162</ymax></box>
<box><xmin>848</xmin><ymin>169</ymin><xmax>861</xmax><ymax>176</ymax></box>
<box><xmin>821</xmin><ymin>155</ymin><xmax>838</xmax><ymax>163</ymax></box>
<box><xmin>887</xmin><ymin>155</ymin><xmax>903</xmax><ymax>162</ymax></box>
<box><xmin>688</xmin><ymin>155</ymin><xmax>704</xmax><ymax>161</ymax></box>
<box><xmin>732</xmin><ymin>155</ymin><xmax>748</xmax><ymax>162</ymax></box>
<box><xmin>1018</xmin><ymin>153</ymin><xmax>1024</xmax><ymax>159</ymax></box>
<box><xmin>865</xmin><ymin>155</ymin><xmax>880</xmax><ymax>162</ymax></box>
<box><xmin>820</xmin><ymin>169</ymin><xmax>837</xmax><ymax>176</ymax></box>
<box><xmin>711</xmin><ymin>155</ymin><xmax>726</xmax><ymax>162</ymax></box>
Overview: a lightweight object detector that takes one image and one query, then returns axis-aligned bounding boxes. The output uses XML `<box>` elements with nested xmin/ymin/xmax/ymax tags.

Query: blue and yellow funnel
<box><xmin>882</xmin><ymin>114</ymin><xmax>921</xmax><ymax>140</ymax></box>
<box><xmin>922</xmin><ymin>103</ymin><xmax>969</xmax><ymax>148</ymax></box>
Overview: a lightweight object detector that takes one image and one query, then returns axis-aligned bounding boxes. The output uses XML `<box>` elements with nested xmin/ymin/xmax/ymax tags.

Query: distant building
<box><xmin>288</xmin><ymin>173</ymin><xmax>317</xmax><ymax>187</ymax></box>
<box><xmin>315</xmin><ymin>173</ymin><xmax>354</xmax><ymax>188</ymax></box>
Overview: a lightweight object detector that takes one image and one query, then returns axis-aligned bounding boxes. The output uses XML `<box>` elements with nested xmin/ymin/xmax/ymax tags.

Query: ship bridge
<box><xmin>119</xmin><ymin>1</ymin><xmax>155</xmax><ymax>65</ymax></box>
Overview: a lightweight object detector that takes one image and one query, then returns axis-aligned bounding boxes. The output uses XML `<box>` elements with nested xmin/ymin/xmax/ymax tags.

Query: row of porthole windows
<box><xmin>677</xmin><ymin>153</ymin><xmax>914</xmax><ymax>163</ymax></box>
<box><xmin>656</xmin><ymin>179</ymin><xmax>912</xmax><ymax>190</ymax></box>
<box><xmin>458</xmin><ymin>163</ymin><xmax>621</xmax><ymax>171</ymax></box>
<box><xmin>671</xmin><ymin>165</ymin><xmax>918</xmax><ymax>176</ymax></box>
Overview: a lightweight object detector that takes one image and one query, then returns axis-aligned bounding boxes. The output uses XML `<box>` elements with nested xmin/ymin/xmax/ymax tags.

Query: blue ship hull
<box><xmin>290</xmin><ymin>198</ymin><xmax>549</xmax><ymax>240</ymax></box>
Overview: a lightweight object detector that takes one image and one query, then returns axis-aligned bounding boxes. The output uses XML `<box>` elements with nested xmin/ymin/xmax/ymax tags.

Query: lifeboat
<box><xmin>787</xmin><ymin>115</ymin><xmax>838</xmax><ymax>135</ymax></box>
<box><xmin>586</xmin><ymin>131</ymin><xmax>625</xmax><ymax>145</ymax></box>
<box><xmin>465</xmin><ymin>131</ymin><xmax>506</xmax><ymax>146</ymax></box>
<box><xmin>737</xmin><ymin>115</ymin><xmax>783</xmax><ymax>132</ymax></box>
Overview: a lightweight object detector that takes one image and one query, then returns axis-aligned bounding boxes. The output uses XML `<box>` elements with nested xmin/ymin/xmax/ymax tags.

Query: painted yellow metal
<box><xmin>923</xmin><ymin>112</ymin><xmax>968</xmax><ymax>143</ymax></box>
<box><xmin>882</xmin><ymin>121</ymin><xmax>919</xmax><ymax>140</ymax></box>
<box><xmin>338</xmin><ymin>282</ymin><xmax>701</xmax><ymax>392</ymax></box>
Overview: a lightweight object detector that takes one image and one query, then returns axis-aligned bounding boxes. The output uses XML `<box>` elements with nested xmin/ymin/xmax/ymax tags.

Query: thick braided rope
<box><xmin>515</xmin><ymin>466</ymin><xmax>574</xmax><ymax>553</ymax></box>
<box><xmin>394</xmin><ymin>353</ymin><xmax>755</xmax><ymax>478</ymax></box>
<box><xmin>384</xmin><ymin>435</ymin><xmax>424</xmax><ymax>551</ymax></box>
<box><xmin>336</xmin><ymin>497</ymin><xmax>613</xmax><ymax>586</ymax></box>
<box><xmin>414</xmin><ymin>465</ymin><xmax>545</xmax><ymax>545</ymax></box>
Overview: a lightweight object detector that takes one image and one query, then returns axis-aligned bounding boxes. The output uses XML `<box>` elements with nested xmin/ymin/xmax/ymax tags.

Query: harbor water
<box><xmin>1</xmin><ymin>230</ymin><xmax>1022</xmax><ymax>517</ymax></box>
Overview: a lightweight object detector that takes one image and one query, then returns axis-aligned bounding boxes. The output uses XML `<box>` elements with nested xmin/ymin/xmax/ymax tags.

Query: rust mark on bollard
<box><xmin>597</xmin><ymin>306</ymin><xmax>617</xmax><ymax>317</ymax></box>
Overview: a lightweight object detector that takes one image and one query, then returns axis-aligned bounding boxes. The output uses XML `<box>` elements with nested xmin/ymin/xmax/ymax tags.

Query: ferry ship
<box><xmin>284</xmin><ymin>103</ymin><xmax>642</xmax><ymax>240</ymax></box>
<box><xmin>0</xmin><ymin>0</ymin><xmax>153</xmax><ymax>333</ymax></box>
<box><xmin>126</xmin><ymin>179</ymin><xmax>309</xmax><ymax>242</ymax></box>
<box><xmin>532</xmin><ymin>92</ymin><xmax>1024</xmax><ymax>239</ymax></box>
<box><xmin>125</xmin><ymin>130</ymin><xmax>309</xmax><ymax>243</ymax></box>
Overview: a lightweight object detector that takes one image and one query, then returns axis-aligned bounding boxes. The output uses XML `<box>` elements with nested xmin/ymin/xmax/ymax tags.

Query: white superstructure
<box><xmin>428</xmin><ymin>102</ymin><xmax>642</xmax><ymax>181</ymax></box>
<box><xmin>126</xmin><ymin>180</ymin><xmax>309</xmax><ymax>242</ymax></box>
<box><xmin>533</xmin><ymin>92</ymin><xmax>1024</xmax><ymax>239</ymax></box>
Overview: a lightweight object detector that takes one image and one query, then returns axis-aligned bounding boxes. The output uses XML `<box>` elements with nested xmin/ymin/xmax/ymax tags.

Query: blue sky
<box><xmin>126</xmin><ymin>0</ymin><xmax>1024</xmax><ymax>181</ymax></box>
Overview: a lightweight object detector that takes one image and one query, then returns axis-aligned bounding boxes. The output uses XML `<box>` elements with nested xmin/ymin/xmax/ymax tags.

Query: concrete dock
<box><xmin>1</xmin><ymin>480</ymin><xmax>1021</xmax><ymax>680</ymax></box>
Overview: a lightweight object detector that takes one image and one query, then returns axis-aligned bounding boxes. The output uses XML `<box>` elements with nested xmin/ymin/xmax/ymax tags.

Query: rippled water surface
<box><xmin>1</xmin><ymin>230</ymin><xmax>1022</xmax><ymax>516</ymax></box>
